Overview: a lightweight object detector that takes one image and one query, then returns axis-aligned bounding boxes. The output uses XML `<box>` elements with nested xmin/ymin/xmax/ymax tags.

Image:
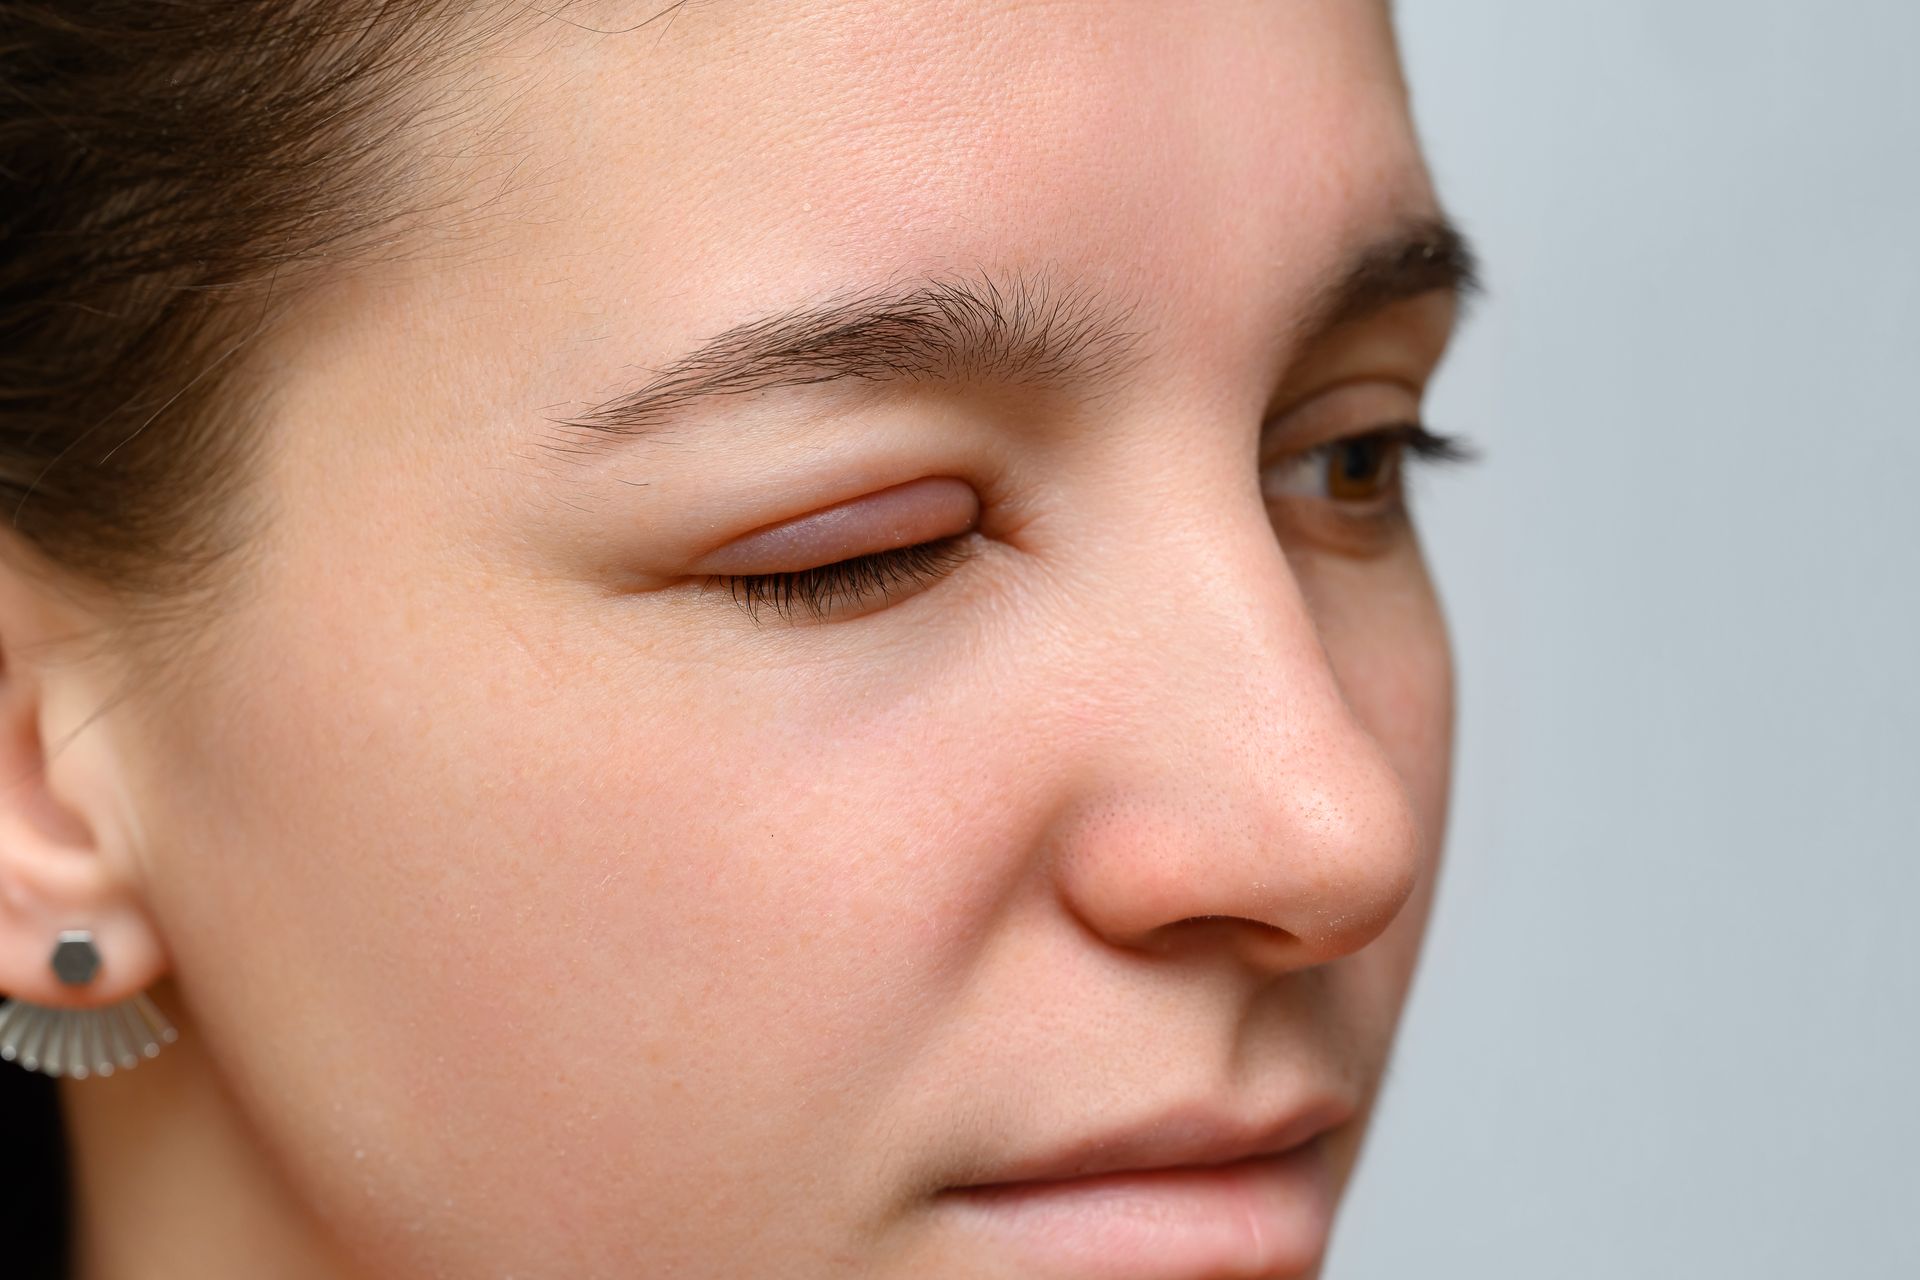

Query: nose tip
<box><xmin>1050</xmin><ymin>744</ymin><xmax>1425</xmax><ymax>975</ymax></box>
<box><xmin>1027</xmin><ymin>437</ymin><xmax>1443</xmax><ymax>979</ymax></box>
<box><xmin>1241</xmin><ymin>770</ymin><xmax>1425</xmax><ymax>966</ymax></box>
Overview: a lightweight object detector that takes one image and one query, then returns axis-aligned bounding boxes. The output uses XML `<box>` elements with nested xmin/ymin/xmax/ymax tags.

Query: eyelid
<box><xmin>705</xmin><ymin>533</ymin><xmax>979</xmax><ymax>625</ymax></box>
<box><xmin>1261</xmin><ymin>377</ymin><xmax>1425</xmax><ymax>459</ymax></box>
<box><xmin>695</xmin><ymin>475</ymin><xmax>979</xmax><ymax>575</ymax></box>
<box><xmin>1263</xmin><ymin>421</ymin><xmax>1475</xmax><ymax>501</ymax></box>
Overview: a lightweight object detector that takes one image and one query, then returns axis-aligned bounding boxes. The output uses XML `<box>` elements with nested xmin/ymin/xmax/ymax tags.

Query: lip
<box><xmin>937</xmin><ymin>1097</ymin><xmax>1355</xmax><ymax>1280</ymax></box>
<box><xmin>951</xmin><ymin>1095</ymin><xmax>1355</xmax><ymax>1188</ymax></box>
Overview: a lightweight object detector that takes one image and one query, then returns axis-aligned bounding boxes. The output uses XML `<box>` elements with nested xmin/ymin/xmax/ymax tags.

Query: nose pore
<box><xmin>1044</xmin><ymin>522</ymin><xmax>1425</xmax><ymax>974</ymax></box>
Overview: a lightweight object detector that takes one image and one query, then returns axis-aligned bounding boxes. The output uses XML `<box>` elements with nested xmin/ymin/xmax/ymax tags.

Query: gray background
<box><xmin>1330</xmin><ymin>3</ymin><xmax>1920</xmax><ymax>1276</ymax></box>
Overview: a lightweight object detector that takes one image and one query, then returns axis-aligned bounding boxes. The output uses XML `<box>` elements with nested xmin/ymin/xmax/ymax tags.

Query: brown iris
<box><xmin>1325</xmin><ymin>435</ymin><xmax>1401</xmax><ymax>502</ymax></box>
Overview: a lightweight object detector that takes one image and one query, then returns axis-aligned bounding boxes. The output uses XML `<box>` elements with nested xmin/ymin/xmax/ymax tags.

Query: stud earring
<box><xmin>0</xmin><ymin>929</ymin><xmax>178</xmax><ymax>1078</ymax></box>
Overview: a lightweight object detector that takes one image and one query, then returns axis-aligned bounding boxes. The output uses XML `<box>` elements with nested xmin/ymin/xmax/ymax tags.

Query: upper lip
<box><xmin>949</xmin><ymin>1094</ymin><xmax>1357</xmax><ymax>1189</ymax></box>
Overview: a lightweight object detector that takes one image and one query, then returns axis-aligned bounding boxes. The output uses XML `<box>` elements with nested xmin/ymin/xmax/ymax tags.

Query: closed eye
<box><xmin>701</xmin><ymin>532</ymin><xmax>979</xmax><ymax>626</ymax></box>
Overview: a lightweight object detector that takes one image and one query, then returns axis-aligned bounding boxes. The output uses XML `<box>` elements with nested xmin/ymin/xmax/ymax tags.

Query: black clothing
<box><xmin>1</xmin><ymin>1067</ymin><xmax>71</xmax><ymax>1279</ymax></box>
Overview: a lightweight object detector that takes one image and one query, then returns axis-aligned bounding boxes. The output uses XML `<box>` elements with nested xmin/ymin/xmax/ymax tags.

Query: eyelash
<box><xmin>706</xmin><ymin>422</ymin><xmax>1475</xmax><ymax>624</ymax></box>
<box><xmin>705</xmin><ymin>534</ymin><xmax>979</xmax><ymax>625</ymax></box>
<box><xmin>1328</xmin><ymin>420</ymin><xmax>1477</xmax><ymax>469</ymax></box>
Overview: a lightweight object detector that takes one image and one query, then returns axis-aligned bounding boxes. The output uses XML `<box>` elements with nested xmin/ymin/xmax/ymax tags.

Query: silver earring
<box><xmin>0</xmin><ymin>929</ymin><xmax>178</xmax><ymax>1078</ymax></box>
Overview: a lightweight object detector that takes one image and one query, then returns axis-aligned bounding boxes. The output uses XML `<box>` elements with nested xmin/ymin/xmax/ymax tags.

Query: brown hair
<box><xmin>0</xmin><ymin>5</ymin><xmax>525</xmax><ymax>1268</ymax></box>
<box><xmin>0</xmin><ymin>1</ymin><xmax>506</xmax><ymax>663</ymax></box>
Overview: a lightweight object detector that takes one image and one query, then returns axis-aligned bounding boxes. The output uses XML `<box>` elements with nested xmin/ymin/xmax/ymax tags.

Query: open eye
<box><xmin>1262</xmin><ymin>422</ymin><xmax>1468</xmax><ymax>507</ymax></box>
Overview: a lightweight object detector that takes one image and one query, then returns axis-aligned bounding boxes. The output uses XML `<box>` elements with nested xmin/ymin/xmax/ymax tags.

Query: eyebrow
<box><xmin>538</xmin><ymin>216</ymin><xmax>1480</xmax><ymax>460</ymax></box>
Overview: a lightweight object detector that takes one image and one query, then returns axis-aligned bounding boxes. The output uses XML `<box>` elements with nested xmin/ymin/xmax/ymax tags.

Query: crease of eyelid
<box><xmin>696</xmin><ymin>475</ymin><xmax>981</xmax><ymax>577</ymax></box>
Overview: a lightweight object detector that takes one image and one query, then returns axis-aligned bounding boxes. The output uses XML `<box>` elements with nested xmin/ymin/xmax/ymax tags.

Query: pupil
<box><xmin>1327</xmin><ymin>436</ymin><xmax>1395</xmax><ymax>501</ymax></box>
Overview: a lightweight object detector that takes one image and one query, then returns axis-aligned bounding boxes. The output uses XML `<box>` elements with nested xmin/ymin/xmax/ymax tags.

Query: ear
<box><xmin>0</xmin><ymin>540</ymin><xmax>167</xmax><ymax>1010</ymax></box>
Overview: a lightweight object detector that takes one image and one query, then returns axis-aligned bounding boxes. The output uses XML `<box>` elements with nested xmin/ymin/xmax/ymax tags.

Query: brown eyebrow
<box><xmin>1300</xmin><ymin>214</ymin><xmax>1482</xmax><ymax>341</ymax></box>
<box><xmin>536</xmin><ymin>216</ymin><xmax>1480</xmax><ymax>462</ymax></box>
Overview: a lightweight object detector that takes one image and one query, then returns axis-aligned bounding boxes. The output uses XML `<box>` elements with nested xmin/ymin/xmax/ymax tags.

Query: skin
<box><xmin>0</xmin><ymin>2</ymin><xmax>1464</xmax><ymax>1276</ymax></box>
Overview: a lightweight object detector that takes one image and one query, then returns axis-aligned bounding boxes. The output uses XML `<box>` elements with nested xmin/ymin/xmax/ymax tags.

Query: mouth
<box><xmin>936</xmin><ymin>1101</ymin><xmax>1352</xmax><ymax>1280</ymax></box>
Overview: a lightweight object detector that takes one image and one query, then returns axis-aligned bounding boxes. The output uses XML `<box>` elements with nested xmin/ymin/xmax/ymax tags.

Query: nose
<box><xmin>1042</xmin><ymin>483</ymin><xmax>1428</xmax><ymax>976</ymax></box>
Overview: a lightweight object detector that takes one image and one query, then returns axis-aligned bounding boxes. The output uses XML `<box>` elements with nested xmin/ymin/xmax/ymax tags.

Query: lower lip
<box><xmin>938</xmin><ymin>1134</ymin><xmax>1337</xmax><ymax>1280</ymax></box>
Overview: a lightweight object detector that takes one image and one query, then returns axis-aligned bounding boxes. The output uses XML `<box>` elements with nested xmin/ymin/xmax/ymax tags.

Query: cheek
<box><xmin>1293</xmin><ymin>540</ymin><xmax>1455</xmax><ymax>990</ymax></box>
<box><xmin>1287</xmin><ymin>546</ymin><xmax>1450</xmax><ymax>1199</ymax></box>
<box><xmin>1292</xmin><ymin>541</ymin><xmax>1454</xmax><ymax>824</ymax></box>
<box><xmin>123</xmin><ymin>569</ymin><xmax>1003</xmax><ymax>1272</ymax></box>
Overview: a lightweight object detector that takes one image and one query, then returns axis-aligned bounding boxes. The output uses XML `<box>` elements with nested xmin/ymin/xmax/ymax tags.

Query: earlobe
<box><xmin>0</xmin><ymin>540</ymin><xmax>170</xmax><ymax>1025</ymax></box>
<box><xmin>0</xmin><ymin>928</ymin><xmax>178</xmax><ymax>1077</ymax></box>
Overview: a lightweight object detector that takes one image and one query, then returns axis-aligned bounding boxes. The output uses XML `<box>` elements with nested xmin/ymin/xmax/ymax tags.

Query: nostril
<box><xmin>1177</xmin><ymin>915</ymin><xmax>1295</xmax><ymax>941</ymax></box>
<box><xmin>1152</xmin><ymin>915</ymin><xmax>1304</xmax><ymax>969</ymax></box>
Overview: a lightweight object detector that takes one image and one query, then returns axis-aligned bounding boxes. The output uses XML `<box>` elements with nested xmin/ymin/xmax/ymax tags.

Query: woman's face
<box><xmin>94</xmin><ymin>2</ymin><xmax>1464</xmax><ymax>1276</ymax></box>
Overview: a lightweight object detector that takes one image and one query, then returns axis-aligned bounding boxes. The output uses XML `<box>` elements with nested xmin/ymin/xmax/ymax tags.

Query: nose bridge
<box><xmin>1042</xmin><ymin>472</ymin><xmax>1422</xmax><ymax>972</ymax></box>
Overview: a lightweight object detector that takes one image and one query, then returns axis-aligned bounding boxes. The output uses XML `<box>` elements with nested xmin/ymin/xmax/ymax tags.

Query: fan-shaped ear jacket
<box><xmin>0</xmin><ymin>928</ymin><xmax>177</xmax><ymax>1079</ymax></box>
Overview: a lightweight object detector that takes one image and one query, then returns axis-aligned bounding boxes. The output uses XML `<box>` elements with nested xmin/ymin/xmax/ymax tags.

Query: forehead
<box><xmin>274</xmin><ymin>0</ymin><xmax>1435</xmax><ymax>487</ymax></box>
<box><xmin>424</xmin><ymin>0</ymin><xmax>1426</xmax><ymax>336</ymax></box>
